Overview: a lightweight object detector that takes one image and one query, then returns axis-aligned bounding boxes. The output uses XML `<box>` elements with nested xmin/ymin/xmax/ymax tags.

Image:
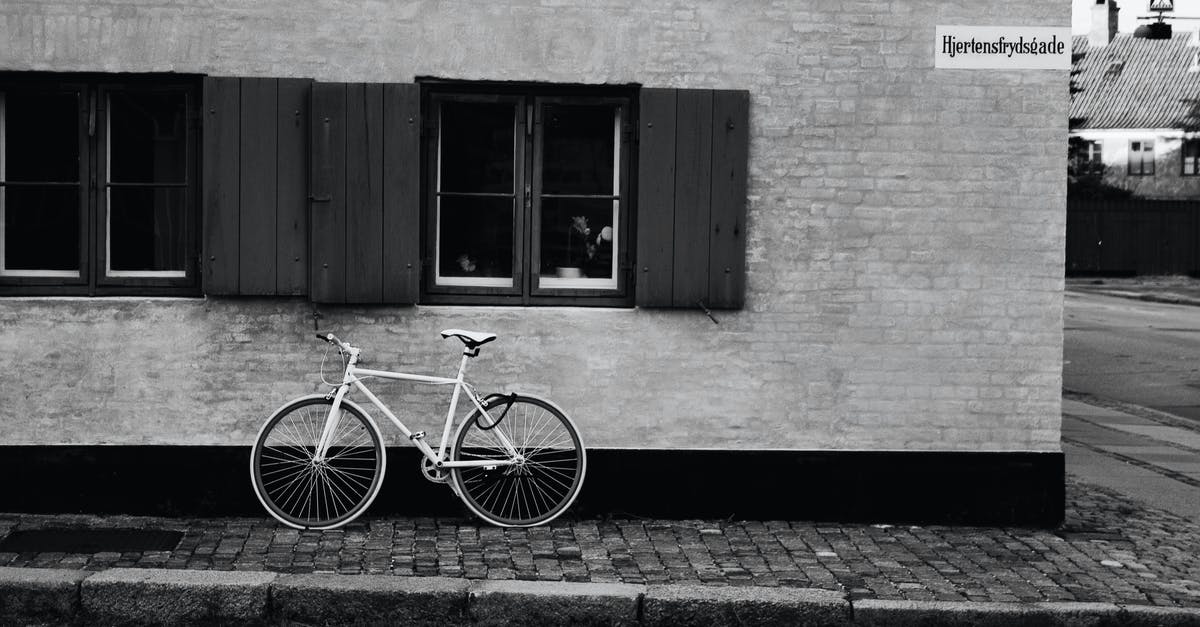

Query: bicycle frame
<box><xmin>313</xmin><ymin>347</ymin><xmax>521</xmax><ymax>469</ymax></box>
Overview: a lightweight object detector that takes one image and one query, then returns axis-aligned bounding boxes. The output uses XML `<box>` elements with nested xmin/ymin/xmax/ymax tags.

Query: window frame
<box><xmin>0</xmin><ymin>80</ymin><xmax>91</xmax><ymax>289</ymax></box>
<box><xmin>1182</xmin><ymin>138</ymin><xmax>1200</xmax><ymax>176</ymax></box>
<box><xmin>96</xmin><ymin>81</ymin><xmax>199</xmax><ymax>291</ymax></box>
<box><xmin>1128</xmin><ymin>139</ymin><xmax>1155</xmax><ymax>177</ymax></box>
<box><xmin>0</xmin><ymin>73</ymin><xmax>201</xmax><ymax>297</ymax></box>
<box><xmin>1081</xmin><ymin>140</ymin><xmax>1103</xmax><ymax>175</ymax></box>
<box><xmin>420</xmin><ymin>81</ymin><xmax>636</xmax><ymax>307</ymax></box>
<box><xmin>529</xmin><ymin>95</ymin><xmax>632</xmax><ymax>300</ymax></box>
<box><xmin>425</xmin><ymin>92</ymin><xmax>526</xmax><ymax>300</ymax></box>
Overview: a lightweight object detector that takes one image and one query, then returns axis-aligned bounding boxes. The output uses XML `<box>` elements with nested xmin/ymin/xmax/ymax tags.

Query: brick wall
<box><xmin>0</xmin><ymin>0</ymin><xmax>1068</xmax><ymax>452</ymax></box>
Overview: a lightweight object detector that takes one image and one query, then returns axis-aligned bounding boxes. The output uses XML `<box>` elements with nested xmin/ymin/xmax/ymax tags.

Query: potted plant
<box><xmin>556</xmin><ymin>216</ymin><xmax>590</xmax><ymax>278</ymax></box>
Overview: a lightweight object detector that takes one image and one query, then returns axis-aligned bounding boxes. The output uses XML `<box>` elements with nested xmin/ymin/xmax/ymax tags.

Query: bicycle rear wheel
<box><xmin>250</xmin><ymin>396</ymin><xmax>385</xmax><ymax>530</ymax></box>
<box><xmin>451</xmin><ymin>394</ymin><xmax>585</xmax><ymax>527</ymax></box>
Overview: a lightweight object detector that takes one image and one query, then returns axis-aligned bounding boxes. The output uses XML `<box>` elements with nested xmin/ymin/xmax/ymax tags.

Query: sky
<box><xmin>1072</xmin><ymin>0</ymin><xmax>1200</xmax><ymax>34</ymax></box>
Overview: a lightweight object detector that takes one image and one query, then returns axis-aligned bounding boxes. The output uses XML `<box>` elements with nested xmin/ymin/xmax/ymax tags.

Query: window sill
<box><xmin>414</xmin><ymin>303</ymin><xmax>637</xmax><ymax>314</ymax></box>
<box><xmin>0</xmin><ymin>294</ymin><xmax>206</xmax><ymax>301</ymax></box>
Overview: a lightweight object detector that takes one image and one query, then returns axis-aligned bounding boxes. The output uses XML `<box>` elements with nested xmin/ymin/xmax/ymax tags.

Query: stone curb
<box><xmin>0</xmin><ymin>566</ymin><xmax>90</xmax><ymax>623</ymax></box>
<box><xmin>0</xmin><ymin>568</ymin><xmax>1198</xmax><ymax>625</ymax></box>
<box><xmin>642</xmin><ymin>584</ymin><xmax>851</xmax><ymax>626</ymax></box>
<box><xmin>853</xmin><ymin>599</ymin><xmax>1123</xmax><ymax>626</ymax></box>
<box><xmin>81</xmin><ymin>567</ymin><xmax>276</xmax><ymax>624</ymax></box>
<box><xmin>273</xmin><ymin>573</ymin><xmax>469</xmax><ymax>624</ymax></box>
<box><xmin>469</xmin><ymin>579</ymin><xmax>644</xmax><ymax>626</ymax></box>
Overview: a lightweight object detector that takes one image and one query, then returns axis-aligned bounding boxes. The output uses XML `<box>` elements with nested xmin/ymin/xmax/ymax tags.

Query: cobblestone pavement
<box><xmin>0</xmin><ymin>477</ymin><xmax>1197</xmax><ymax>608</ymax></box>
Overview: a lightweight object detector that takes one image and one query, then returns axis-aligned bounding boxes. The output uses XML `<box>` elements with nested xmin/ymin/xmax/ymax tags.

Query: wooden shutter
<box><xmin>201</xmin><ymin>76</ymin><xmax>310</xmax><ymax>296</ymax></box>
<box><xmin>635</xmin><ymin>88</ymin><xmax>749</xmax><ymax>309</ymax></box>
<box><xmin>310</xmin><ymin>82</ymin><xmax>420</xmax><ymax>304</ymax></box>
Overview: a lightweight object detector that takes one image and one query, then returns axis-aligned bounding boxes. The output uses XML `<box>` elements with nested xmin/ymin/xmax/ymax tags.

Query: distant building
<box><xmin>1071</xmin><ymin>0</ymin><xmax>1200</xmax><ymax>199</ymax></box>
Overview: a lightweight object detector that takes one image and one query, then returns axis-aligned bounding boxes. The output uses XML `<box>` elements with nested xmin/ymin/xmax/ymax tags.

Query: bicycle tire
<box><xmin>451</xmin><ymin>394</ymin><xmax>585</xmax><ymax>527</ymax></box>
<box><xmin>250</xmin><ymin>395</ymin><xmax>386</xmax><ymax>530</ymax></box>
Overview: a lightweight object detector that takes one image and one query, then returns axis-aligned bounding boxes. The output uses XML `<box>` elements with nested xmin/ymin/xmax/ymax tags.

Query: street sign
<box><xmin>935</xmin><ymin>25</ymin><xmax>1072</xmax><ymax>70</ymax></box>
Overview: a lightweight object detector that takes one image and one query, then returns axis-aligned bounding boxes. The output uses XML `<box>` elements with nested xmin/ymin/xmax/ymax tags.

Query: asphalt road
<box><xmin>1064</xmin><ymin>291</ymin><xmax>1200</xmax><ymax>423</ymax></box>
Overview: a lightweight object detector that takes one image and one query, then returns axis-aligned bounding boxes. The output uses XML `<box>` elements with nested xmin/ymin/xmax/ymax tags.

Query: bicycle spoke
<box><xmin>522</xmin><ymin>434</ymin><xmax>572</xmax><ymax>460</ymax></box>
<box><xmin>323</xmin><ymin>464</ymin><xmax>375</xmax><ymax>493</ymax></box>
<box><xmin>261</xmin><ymin>448</ymin><xmax>312</xmax><ymax>468</ymax></box>
<box><xmin>523</xmin><ymin>460</ymin><xmax>577</xmax><ymax>483</ymax></box>
<box><xmin>467</xmin><ymin>472</ymin><xmax>504</xmax><ymax>504</ymax></box>
<box><xmin>321</xmin><ymin>467</ymin><xmax>355</xmax><ymax>516</ymax></box>
<box><xmin>526</xmin><ymin>474</ymin><xmax>561</xmax><ymax>506</ymax></box>
<box><xmin>266</xmin><ymin>461</ymin><xmax>315</xmax><ymax>496</ymax></box>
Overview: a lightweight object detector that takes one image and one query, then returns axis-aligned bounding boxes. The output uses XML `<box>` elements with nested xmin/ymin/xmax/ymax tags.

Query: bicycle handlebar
<box><xmin>314</xmin><ymin>331</ymin><xmax>354</xmax><ymax>353</ymax></box>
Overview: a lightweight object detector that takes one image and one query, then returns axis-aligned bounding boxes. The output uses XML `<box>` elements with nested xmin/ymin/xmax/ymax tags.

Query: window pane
<box><xmin>541</xmin><ymin>104</ymin><xmax>617</xmax><ymax>195</ymax></box>
<box><xmin>437</xmin><ymin>195</ymin><xmax>513</xmax><ymax>281</ymax></box>
<box><xmin>109</xmin><ymin>91</ymin><xmax>188</xmax><ymax>184</ymax></box>
<box><xmin>2</xmin><ymin>90</ymin><xmax>80</xmax><ymax>183</ymax></box>
<box><xmin>109</xmin><ymin>187</ymin><xmax>187</xmax><ymax>272</ymax></box>
<box><xmin>539</xmin><ymin>198</ymin><xmax>616</xmax><ymax>280</ymax></box>
<box><xmin>2</xmin><ymin>187</ymin><xmax>79</xmax><ymax>272</ymax></box>
<box><xmin>440</xmin><ymin>101</ymin><xmax>514</xmax><ymax>194</ymax></box>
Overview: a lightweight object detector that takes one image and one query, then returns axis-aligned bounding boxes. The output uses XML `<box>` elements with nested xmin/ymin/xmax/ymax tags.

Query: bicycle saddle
<box><xmin>440</xmin><ymin>329</ymin><xmax>497</xmax><ymax>348</ymax></box>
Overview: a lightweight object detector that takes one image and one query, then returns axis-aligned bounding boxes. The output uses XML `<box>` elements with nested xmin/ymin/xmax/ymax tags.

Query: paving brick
<box><xmin>0</xmin><ymin>477</ymin><xmax>1198</xmax><ymax>610</ymax></box>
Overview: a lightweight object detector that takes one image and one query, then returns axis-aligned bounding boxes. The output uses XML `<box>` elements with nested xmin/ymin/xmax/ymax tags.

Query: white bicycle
<box><xmin>249</xmin><ymin>329</ymin><xmax>586</xmax><ymax>530</ymax></box>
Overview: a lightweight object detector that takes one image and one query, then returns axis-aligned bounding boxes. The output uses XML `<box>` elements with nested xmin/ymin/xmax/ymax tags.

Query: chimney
<box><xmin>1090</xmin><ymin>0</ymin><xmax>1120</xmax><ymax>47</ymax></box>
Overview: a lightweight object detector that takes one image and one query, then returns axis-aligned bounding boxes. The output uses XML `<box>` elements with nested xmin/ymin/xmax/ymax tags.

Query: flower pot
<box><xmin>555</xmin><ymin>267</ymin><xmax>582</xmax><ymax>279</ymax></box>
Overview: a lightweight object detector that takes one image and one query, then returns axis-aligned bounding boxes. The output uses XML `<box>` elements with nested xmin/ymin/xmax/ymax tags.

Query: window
<box><xmin>423</xmin><ymin>84</ymin><xmax>633</xmax><ymax>306</ymax></box>
<box><xmin>0</xmin><ymin>75</ymin><xmax>198</xmax><ymax>295</ymax></box>
<box><xmin>1183</xmin><ymin>139</ymin><xmax>1200</xmax><ymax>176</ymax></box>
<box><xmin>1128</xmin><ymin>140</ymin><xmax>1155</xmax><ymax>176</ymax></box>
<box><xmin>1072</xmin><ymin>140</ymin><xmax>1103</xmax><ymax>175</ymax></box>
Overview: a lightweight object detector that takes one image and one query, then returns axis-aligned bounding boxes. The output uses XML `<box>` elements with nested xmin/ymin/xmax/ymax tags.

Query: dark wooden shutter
<box><xmin>382</xmin><ymin>84</ymin><xmax>422</xmax><ymax>303</ymax></box>
<box><xmin>309</xmin><ymin>82</ymin><xmax>420</xmax><ymax>304</ymax></box>
<box><xmin>202</xmin><ymin>76</ymin><xmax>310</xmax><ymax>296</ymax></box>
<box><xmin>202</xmin><ymin>77</ymin><xmax>240</xmax><ymax>295</ymax></box>
<box><xmin>635</xmin><ymin>88</ymin><xmax>749</xmax><ymax>309</ymax></box>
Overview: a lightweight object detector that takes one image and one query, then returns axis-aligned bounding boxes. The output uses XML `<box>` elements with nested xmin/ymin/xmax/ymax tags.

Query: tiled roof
<box><xmin>1071</xmin><ymin>32</ymin><xmax>1200</xmax><ymax>130</ymax></box>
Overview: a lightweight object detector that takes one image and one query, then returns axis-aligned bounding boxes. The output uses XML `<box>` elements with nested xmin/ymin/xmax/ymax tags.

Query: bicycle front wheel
<box><xmin>451</xmin><ymin>394</ymin><xmax>585</xmax><ymax>527</ymax></box>
<box><xmin>250</xmin><ymin>396</ymin><xmax>385</xmax><ymax>530</ymax></box>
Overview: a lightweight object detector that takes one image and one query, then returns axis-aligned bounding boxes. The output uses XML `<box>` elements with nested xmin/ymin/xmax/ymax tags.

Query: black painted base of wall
<box><xmin>0</xmin><ymin>447</ymin><xmax>1064</xmax><ymax>527</ymax></box>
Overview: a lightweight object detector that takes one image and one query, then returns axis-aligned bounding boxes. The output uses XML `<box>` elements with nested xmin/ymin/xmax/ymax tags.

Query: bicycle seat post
<box><xmin>455</xmin><ymin>347</ymin><xmax>473</xmax><ymax>382</ymax></box>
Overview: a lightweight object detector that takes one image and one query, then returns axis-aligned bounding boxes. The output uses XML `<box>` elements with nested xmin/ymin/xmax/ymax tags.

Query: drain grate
<box><xmin>0</xmin><ymin>528</ymin><xmax>183</xmax><ymax>553</ymax></box>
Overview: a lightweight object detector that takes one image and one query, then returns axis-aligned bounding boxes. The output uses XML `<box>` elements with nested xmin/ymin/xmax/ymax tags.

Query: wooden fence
<box><xmin>1067</xmin><ymin>198</ymin><xmax>1200</xmax><ymax>276</ymax></box>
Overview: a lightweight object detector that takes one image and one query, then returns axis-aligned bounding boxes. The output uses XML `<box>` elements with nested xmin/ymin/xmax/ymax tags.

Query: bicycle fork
<box><xmin>312</xmin><ymin>384</ymin><xmax>349</xmax><ymax>464</ymax></box>
<box><xmin>313</xmin><ymin>346</ymin><xmax>361</xmax><ymax>464</ymax></box>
